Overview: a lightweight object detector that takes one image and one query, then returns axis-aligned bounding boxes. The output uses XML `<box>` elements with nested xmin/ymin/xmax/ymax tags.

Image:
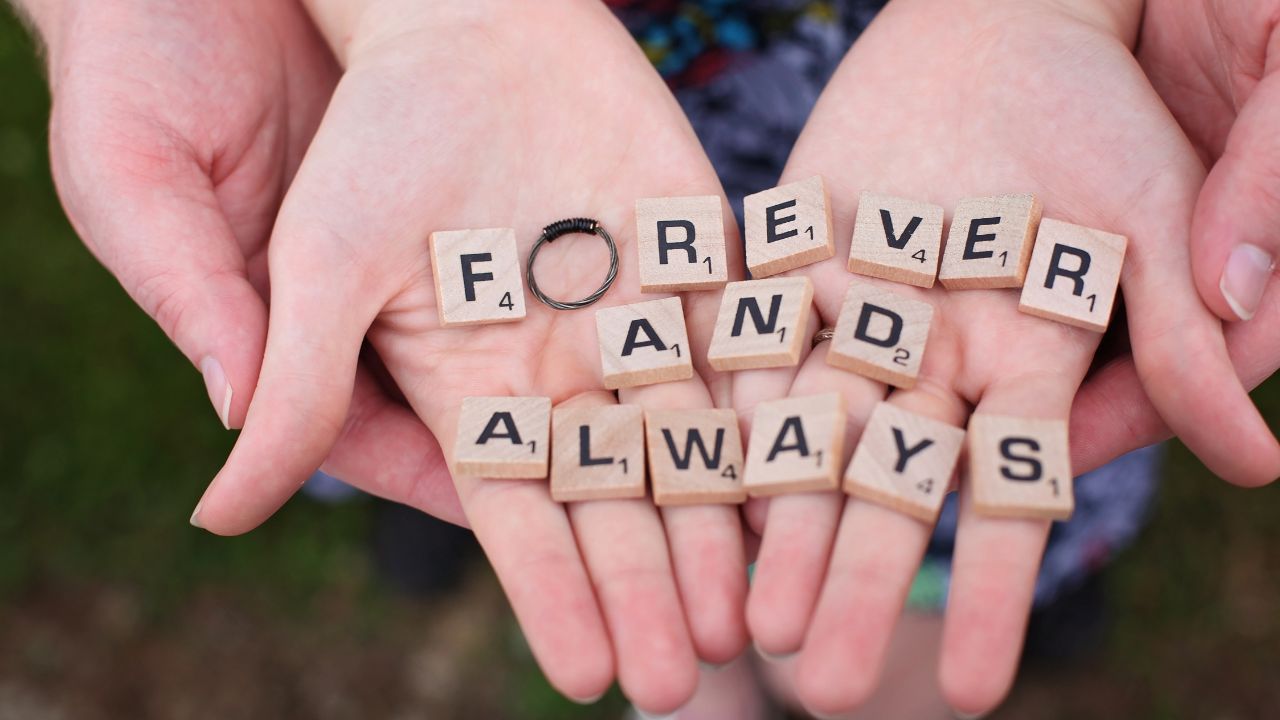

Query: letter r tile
<box><xmin>454</xmin><ymin>396</ymin><xmax>552</xmax><ymax>478</ymax></box>
<box><xmin>429</xmin><ymin>228</ymin><xmax>527</xmax><ymax>326</ymax></box>
<box><xmin>596</xmin><ymin>296</ymin><xmax>694</xmax><ymax>389</ymax></box>
<box><xmin>827</xmin><ymin>279</ymin><xmax>933</xmax><ymax>389</ymax></box>
<box><xmin>1018</xmin><ymin>219</ymin><xmax>1127</xmax><ymax>332</ymax></box>
<box><xmin>636</xmin><ymin>195</ymin><xmax>729</xmax><ymax>292</ymax></box>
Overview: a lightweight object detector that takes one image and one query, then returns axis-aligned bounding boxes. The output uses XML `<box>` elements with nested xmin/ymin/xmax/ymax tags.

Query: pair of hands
<box><xmin>30</xmin><ymin>0</ymin><xmax>1279</xmax><ymax>716</ymax></box>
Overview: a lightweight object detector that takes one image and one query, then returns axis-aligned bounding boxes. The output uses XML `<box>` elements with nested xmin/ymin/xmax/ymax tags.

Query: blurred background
<box><xmin>1</xmin><ymin>8</ymin><xmax>1277</xmax><ymax>720</ymax></box>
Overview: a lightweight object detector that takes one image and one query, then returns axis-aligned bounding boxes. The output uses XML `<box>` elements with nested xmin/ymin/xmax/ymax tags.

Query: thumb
<box><xmin>54</xmin><ymin>153</ymin><xmax>267</xmax><ymax>430</ymax></box>
<box><xmin>189</xmin><ymin>223</ymin><xmax>384</xmax><ymax>535</ymax></box>
<box><xmin>1191</xmin><ymin>69</ymin><xmax>1280</xmax><ymax>322</ymax></box>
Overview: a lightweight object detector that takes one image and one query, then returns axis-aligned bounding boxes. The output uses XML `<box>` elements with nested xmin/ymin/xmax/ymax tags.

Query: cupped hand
<box><xmin>1074</xmin><ymin>0</ymin><xmax>1280</xmax><ymax>471</ymax></box>
<box><xmin>192</xmin><ymin>0</ymin><xmax>748</xmax><ymax>710</ymax></box>
<box><xmin>736</xmin><ymin>0</ymin><xmax>1259</xmax><ymax>715</ymax></box>
<box><xmin>34</xmin><ymin>0</ymin><xmax>462</xmax><ymax>522</ymax></box>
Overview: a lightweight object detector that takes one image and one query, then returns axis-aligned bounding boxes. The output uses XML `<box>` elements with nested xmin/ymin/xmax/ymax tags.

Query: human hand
<box><xmin>23</xmin><ymin>0</ymin><xmax>464</xmax><ymax>523</ymax></box>
<box><xmin>191</xmin><ymin>0</ymin><xmax>748</xmax><ymax>710</ymax></box>
<box><xmin>1073</xmin><ymin>0</ymin><xmax>1280</xmax><ymax>471</ymax></box>
<box><xmin>736</xmin><ymin>0</ymin><xmax>1252</xmax><ymax>715</ymax></box>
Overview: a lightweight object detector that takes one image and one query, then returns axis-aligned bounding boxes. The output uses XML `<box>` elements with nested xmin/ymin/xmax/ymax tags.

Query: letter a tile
<box><xmin>429</xmin><ymin>228</ymin><xmax>527</xmax><ymax>326</ymax></box>
<box><xmin>743</xmin><ymin>393</ymin><xmax>846</xmax><ymax>496</ymax></box>
<box><xmin>843</xmin><ymin>402</ymin><xmax>965</xmax><ymax>521</ymax></box>
<box><xmin>848</xmin><ymin>192</ymin><xmax>945</xmax><ymax>288</ymax></box>
<box><xmin>454</xmin><ymin>396</ymin><xmax>551</xmax><ymax>478</ymax></box>
<box><xmin>636</xmin><ymin>196</ymin><xmax>729</xmax><ymax>292</ymax></box>
<box><xmin>645</xmin><ymin>408</ymin><xmax>746</xmax><ymax>506</ymax></box>
<box><xmin>827</xmin><ymin>280</ymin><xmax>933</xmax><ymax>389</ymax></box>
<box><xmin>743</xmin><ymin>176</ymin><xmax>836</xmax><ymax>278</ymax></box>
<box><xmin>938</xmin><ymin>194</ymin><xmax>1042</xmax><ymax>289</ymax></box>
<box><xmin>550</xmin><ymin>404</ymin><xmax>647</xmax><ymax>502</ymax></box>
<box><xmin>596</xmin><ymin>297</ymin><xmax>694</xmax><ymax>389</ymax></box>
<box><xmin>707</xmin><ymin>277</ymin><xmax>814</xmax><ymax>371</ymax></box>
<box><xmin>1018</xmin><ymin>219</ymin><xmax>1127</xmax><ymax>332</ymax></box>
<box><xmin>968</xmin><ymin>415</ymin><xmax>1073</xmax><ymax>520</ymax></box>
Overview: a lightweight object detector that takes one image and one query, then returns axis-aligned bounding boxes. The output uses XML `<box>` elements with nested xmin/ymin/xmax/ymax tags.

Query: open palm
<box><xmin>191</xmin><ymin>1</ymin><xmax>747</xmax><ymax>712</ymax></box>
<box><xmin>735</xmin><ymin>0</ymin><xmax>1261</xmax><ymax>715</ymax></box>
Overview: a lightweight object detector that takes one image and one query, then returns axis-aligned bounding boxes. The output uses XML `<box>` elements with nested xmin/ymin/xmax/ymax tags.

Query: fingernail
<box><xmin>753</xmin><ymin>641</ymin><xmax>795</xmax><ymax>662</ymax></box>
<box><xmin>189</xmin><ymin>500</ymin><xmax>204</xmax><ymax>529</ymax></box>
<box><xmin>567</xmin><ymin>691</ymin><xmax>605</xmax><ymax>705</ymax></box>
<box><xmin>1220</xmin><ymin>243</ymin><xmax>1274</xmax><ymax>321</ymax></box>
<box><xmin>199</xmin><ymin>356</ymin><xmax>234</xmax><ymax>429</ymax></box>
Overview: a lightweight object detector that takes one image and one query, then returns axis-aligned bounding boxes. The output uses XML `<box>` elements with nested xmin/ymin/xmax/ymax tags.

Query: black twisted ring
<box><xmin>526</xmin><ymin>217</ymin><xmax>619</xmax><ymax>311</ymax></box>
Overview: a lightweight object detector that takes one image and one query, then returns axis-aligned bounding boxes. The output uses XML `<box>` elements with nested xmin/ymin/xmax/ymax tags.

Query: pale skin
<box><xmin>15</xmin><ymin>0</ymin><xmax>1279</xmax><ymax>715</ymax></box>
<box><xmin>24</xmin><ymin>0</ymin><xmax>465</xmax><ymax>524</ymax></box>
<box><xmin>194</xmin><ymin>0</ymin><xmax>751</xmax><ymax>712</ymax></box>
<box><xmin>741</xmin><ymin>0</ymin><xmax>1275</xmax><ymax>716</ymax></box>
<box><xmin>1074</xmin><ymin>0</ymin><xmax>1280</xmax><ymax>463</ymax></box>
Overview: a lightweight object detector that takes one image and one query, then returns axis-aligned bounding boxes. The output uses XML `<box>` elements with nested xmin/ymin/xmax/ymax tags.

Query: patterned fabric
<box><xmin>609</xmin><ymin>0</ymin><xmax>887</xmax><ymax>214</ymax></box>
<box><xmin>608</xmin><ymin>0</ymin><xmax>1162</xmax><ymax>610</ymax></box>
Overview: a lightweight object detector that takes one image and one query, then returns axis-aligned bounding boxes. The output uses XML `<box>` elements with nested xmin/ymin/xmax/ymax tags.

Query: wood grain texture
<box><xmin>1018</xmin><ymin>218</ymin><xmax>1127</xmax><ymax>332</ymax></box>
<box><xmin>707</xmin><ymin>277</ymin><xmax>814</xmax><ymax>371</ymax></box>
<box><xmin>843</xmin><ymin>401</ymin><xmax>964</xmax><ymax>521</ymax></box>
<box><xmin>968</xmin><ymin>414</ymin><xmax>1073</xmax><ymax>521</ymax></box>
<box><xmin>429</xmin><ymin>228</ymin><xmax>527</xmax><ymax>326</ymax></box>
<box><xmin>743</xmin><ymin>393</ymin><xmax>846</xmax><ymax>496</ymax></box>
<box><xmin>635</xmin><ymin>195</ymin><xmax>729</xmax><ymax>292</ymax></box>
<box><xmin>827</xmin><ymin>279</ymin><xmax>933</xmax><ymax>389</ymax></box>
<box><xmin>743</xmin><ymin>175</ymin><xmax>835</xmax><ymax>278</ymax></box>
<box><xmin>645</xmin><ymin>408</ymin><xmax>746</xmax><ymax>506</ymax></box>
<box><xmin>938</xmin><ymin>194</ymin><xmax>1042</xmax><ymax>289</ymax></box>
<box><xmin>596</xmin><ymin>296</ymin><xmax>694</xmax><ymax>390</ymax></box>
<box><xmin>550</xmin><ymin>404</ymin><xmax>646</xmax><ymax>502</ymax></box>
<box><xmin>847</xmin><ymin>191</ymin><xmax>945</xmax><ymax>288</ymax></box>
<box><xmin>453</xmin><ymin>396</ymin><xmax>551</xmax><ymax>478</ymax></box>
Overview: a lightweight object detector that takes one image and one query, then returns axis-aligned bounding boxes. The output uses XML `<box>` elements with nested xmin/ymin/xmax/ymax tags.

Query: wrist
<box><xmin>899</xmin><ymin>0</ymin><xmax>1144</xmax><ymax>44</ymax></box>
<box><xmin>302</xmin><ymin>0</ymin><xmax>560</xmax><ymax>68</ymax></box>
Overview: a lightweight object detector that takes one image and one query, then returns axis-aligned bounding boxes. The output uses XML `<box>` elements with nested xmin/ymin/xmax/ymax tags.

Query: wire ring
<box><xmin>811</xmin><ymin>327</ymin><xmax>836</xmax><ymax>349</ymax></box>
<box><xmin>526</xmin><ymin>218</ymin><xmax>619</xmax><ymax>310</ymax></box>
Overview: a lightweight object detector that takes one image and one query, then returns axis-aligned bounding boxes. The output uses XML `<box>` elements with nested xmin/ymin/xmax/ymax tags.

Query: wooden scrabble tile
<box><xmin>645</xmin><ymin>408</ymin><xmax>746</xmax><ymax>506</ymax></box>
<box><xmin>843</xmin><ymin>402</ymin><xmax>965</xmax><ymax>521</ymax></box>
<box><xmin>635</xmin><ymin>195</ymin><xmax>729</xmax><ymax>292</ymax></box>
<box><xmin>596</xmin><ymin>296</ymin><xmax>694</xmax><ymax>389</ymax></box>
<box><xmin>827</xmin><ymin>280</ymin><xmax>933</xmax><ymax>389</ymax></box>
<box><xmin>968</xmin><ymin>415</ymin><xmax>1073</xmax><ymax>520</ymax></box>
<box><xmin>453</xmin><ymin>396</ymin><xmax>551</xmax><ymax>478</ymax></box>
<box><xmin>743</xmin><ymin>393</ymin><xmax>846</xmax><ymax>496</ymax></box>
<box><xmin>550</xmin><ymin>404</ymin><xmax>647</xmax><ymax>502</ymax></box>
<box><xmin>743</xmin><ymin>176</ymin><xmax>836</xmax><ymax>278</ymax></box>
<box><xmin>847</xmin><ymin>192</ymin><xmax>945</xmax><ymax>288</ymax></box>
<box><xmin>429</xmin><ymin>228</ymin><xmax>527</xmax><ymax>326</ymax></box>
<box><xmin>1018</xmin><ymin>219</ymin><xmax>1127</xmax><ymax>332</ymax></box>
<box><xmin>938</xmin><ymin>194</ymin><xmax>1043</xmax><ymax>289</ymax></box>
<box><xmin>707</xmin><ymin>277</ymin><xmax>814</xmax><ymax>371</ymax></box>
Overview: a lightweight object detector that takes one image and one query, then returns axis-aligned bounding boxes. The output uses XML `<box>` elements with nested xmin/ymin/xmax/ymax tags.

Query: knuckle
<box><xmin>132</xmin><ymin>267</ymin><xmax>194</xmax><ymax>338</ymax></box>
